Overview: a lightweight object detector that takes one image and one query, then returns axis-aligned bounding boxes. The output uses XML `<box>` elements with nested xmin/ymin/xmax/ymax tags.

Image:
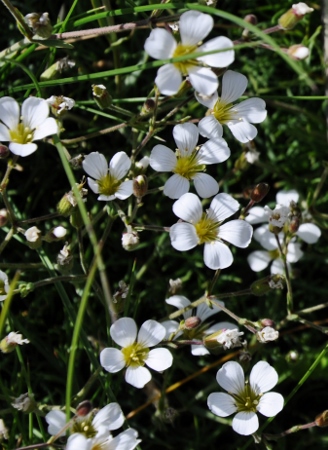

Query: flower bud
<box><xmin>0</xmin><ymin>209</ymin><xmax>8</xmax><ymax>227</ymax></box>
<box><xmin>25</xmin><ymin>12</ymin><xmax>53</xmax><ymax>38</ymax></box>
<box><xmin>92</xmin><ymin>84</ymin><xmax>112</xmax><ymax>109</ymax></box>
<box><xmin>40</xmin><ymin>57</ymin><xmax>75</xmax><ymax>81</ymax></box>
<box><xmin>140</xmin><ymin>99</ymin><xmax>156</xmax><ymax>115</ymax></box>
<box><xmin>43</xmin><ymin>226</ymin><xmax>67</xmax><ymax>242</ymax></box>
<box><xmin>250</xmin><ymin>183</ymin><xmax>270</xmax><ymax>203</ymax></box>
<box><xmin>286</xmin><ymin>349</ymin><xmax>299</xmax><ymax>363</ymax></box>
<box><xmin>256</xmin><ymin>326</ymin><xmax>279</xmax><ymax>343</ymax></box>
<box><xmin>25</xmin><ymin>226</ymin><xmax>42</xmax><ymax>249</ymax></box>
<box><xmin>76</xmin><ymin>400</ymin><xmax>93</xmax><ymax>417</ymax></box>
<box><xmin>260</xmin><ymin>318</ymin><xmax>276</xmax><ymax>328</ymax></box>
<box><xmin>315</xmin><ymin>410</ymin><xmax>328</xmax><ymax>427</ymax></box>
<box><xmin>57</xmin><ymin>182</ymin><xmax>88</xmax><ymax>216</ymax></box>
<box><xmin>244</xmin><ymin>14</ymin><xmax>258</xmax><ymax>25</ymax></box>
<box><xmin>12</xmin><ymin>393</ymin><xmax>37</xmax><ymax>413</ymax></box>
<box><xmin>46</xmin><ymin>95</ymin><xmax>75</xmax><ymax>117</ymax></box>
<box><xmin>287</xmin><ymin>44</ymin><xmax>310</xmax><ymax>60</ymax></box>
<box><xmin>0</xmin><ymin>332</ymin><xmax>29</xmax><ymax>353</ymax></box>
<box><xmin>122</xmin><ymin>230</ymin><xmax>140</xmax><ymax>251</ymax></box>
<box><xmin>133</xmin><ymin>175</ymin><xmax>148</xmax><ymax>198</ymax></box>
<box><xmin>184</xmin><ymin>316</ymin><xmax>201</xmax><ymax>330</ymax></box>
<box><xmin>0</xmin><ymin>144</ymin><xmax>10</xmax><ymax>159</ymax></box>
<box><xmin>250</xmin><ymin>275</ymin><xmax>285</xmax><ymax>296</ymax></box>
<box><xmin>278</xmin><ymin>3</ymin><xmax>314</xmax><ymax>30</ymax></box>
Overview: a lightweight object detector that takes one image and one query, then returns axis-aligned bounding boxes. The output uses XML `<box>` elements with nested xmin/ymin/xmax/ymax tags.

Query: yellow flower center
<box><xmin>173</xmin><ymin>149</ymin><xmax>205</xmax><ymax>179</ymax></box>
<box><xmin>121</xmin><ymin>342</ymin><xmax>149</xmax><ymax>368</ymax></box>
<box><xmin>172</xmin><ymin>43</ymin><xmax>198</xmax><ymax>75</ymax></box>
<box><xmin>9</xmin><ymin>123</ymin><xmax>33</xmax><ymax>144</ymax></box>
<box><xmin>268</xmin><ymin>248</ymin><xmax>280</xmax><ymax>260</ymax></box>
<box><xmin>194</xmin><ymin>214</ymin><xmax>219</xmax><ymax>244</ymax></box>
<box><xmin>231</xmin><ymin>381</ymin><xmax>261</xmax><ymax>413</ymax></box>
<box><xmin>72</xmin><ymin>417</ymin><xmax>97</xmax><ymax>438</ymax></box>
<box><xmin>97</xmin><ymin>174</ymin><xmax>121</xmax><ymax>196</ymax></box>
<box><xmin>212</xmin><ymin>100</ymin><xmax>235</xmax><ymax>124</ymax></box>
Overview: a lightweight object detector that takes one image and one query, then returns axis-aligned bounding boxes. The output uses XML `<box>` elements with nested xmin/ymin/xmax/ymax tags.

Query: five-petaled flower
<box><xmin>83</xmin><ymin>151</ymin><xmax>133</xmax><ymax>201</ymax></box>
<box><xmin>100</xmin><ymin>317</ymin><xmax>173</xmax><ymax>389</ymax></box>
<box><xmin>0</xmin><ymin>96</ymin><xmax>58</xmax><ymax>157</ymax></box>
<box><xmin>150</xmin><ymin>122</ymin><xmax>230</xmax><ymax>199</ymax></box>
<box><xmin>197</xmin><ymin>70</ymin><xmax>267</xmax><ymax>143</ymax></box>
<box><xmin>207</xmin><ymin>360</ymin><xmax>284</xmax><ymax>435</ymax></box>
<box><xmin>170</xmin><ymin>192</ymin><xmax>253</xmax><ymax>270</ymax></box>
<box><xmin>144</xmin><ymin>10</ymin><xmax>234</xmax><ymax>96</ymax></box>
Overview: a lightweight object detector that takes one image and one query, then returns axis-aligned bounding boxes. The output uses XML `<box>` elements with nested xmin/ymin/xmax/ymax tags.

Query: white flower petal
<box><xmin>203</xmin><ymin>241</ymin><xmax>233</xmax><ymax>270</ymax></box>
<box><xmin>198</xmin><ymin>116</ymin><xmax>223</xmax><ymax>140</ymax></box>
<box><xmin>100</xmin><ymin>347</ymin><xmax>126</xmax><ymax>373</ymax></box>
<box><xmin>33</xmin><ymin>117</ymin><xmax>58</xmax><ymax>140</ymax></box>
<box><xmin>188</xmin><ymin>66</ymin><xmax>218</xmax><ymax>96</ymax></box>
<box><xmin>115</xmin><ymin>180</ymin><xmax>133</xmax><ymax>200</ymax></box>
<box><xmin>257</xmin><ymin>392</ymin><xmax>284</xmax><ymax>417</ymax></box>
<box><xmin>221</xmin><ymin>70</ymin><xmax>248</xmax><ymax>103</ymax></box>
<box><xmin>66</xmin><ymin>434</ymin><xmax>89</xmax><ymax>450</ymax></box>
<box><xmin>87</xmin><ymin>177</ymin><xmax>100</xmax><ymax>194</ymax></box>
<box><xmin>93</xmin><ymin>403</ymin><xmax>124</xmax><ymax>431</ymax></box>
<box><xmin>144</xmin><ymin>28</ymin><xmax>176</xmax><ymax>59</ymax></box>
<box><xmin>138</xmin><ymin>320</ymin><xmax>165</xmax><ymax>347</ymax></box>
<box><xmin>228</xmin><ymin>120</ymin><xmax>258</xmax><ymax>143</ymax></box>
<box><xmin>197</xmin><ymin>300</ymin><xmax>224</xmax><ymax>321</ymax></box>
<box><xmin>297</xmin><ymin>223</ymin><xmax>321</xmax><ymax>244</ymax></box>
<box><xmin>172</xmin><ymin>192</ymin><xmax>203</xmax><ymax>222</ymax></box>
<box><xmin>0</xmin><ymin>123</ymin><xmax>11</xmax><ymax>141</ymax></box>
<box><xmin>270</xmin><ymin>259</ymin><xmax>285</xmax><ymax>275</ymax></box>
<box><xmin>217</xmin><ymin>361</ymin><xmax>245</xmax><ymax>394</ymax></box>
<box><xmin>164</xmin><ymin>174</ymin><xmax>190</xmax><ymax>199</ymax></box>
<box><xmin>22</xmin><ymin>97</ymin><xmax>50</xmax><ymax>130</ymax></box>
<box><xmin>110</xmin><ymin>317</ymin><xmax>137</xmax><ymax>347</ymax></box>
<box><xmin>232</xmin><ymin>411</ymin><xmax>259</xmax><ymax>436</ymax></box>
<box><xmin>249</xmin><ymin>361</ymin><xmax>278</xmax><ymax>394</ymax></box>
<box><xmin>9</xmin><ymin>142</ymin><xmax>37</xmax><ymax>157</ymax></box>
<box><xmin>219</xmin><ymin>220</ymin><xmax>253</xmax><ymax>248</ymax></box>
<box><xmin>195</xmin><ymin>91</ymin><xmax>218</xmax><ymax>109</ymax></box>
<box><xmin>125</xmin><ymin>366</ymin><xmax>151</xmax><ymax>389</ymax></box>
<box><xmin>106</xmin><ymin>428</ymin><xmax>141</xmax><ymax>450</ymax></box>
<box><xmin>208</xmin><ymin>392</ymin><xmax>237</xmax><ymax>417</ymax></box>
<box><xmin>145</xmin><ymin>348</ymin><xmax>173</xmax><ymax>371</ymax></box>
<box><xmin>166</xmin><ymin>295</ymin><xmax>191</xmax><ymax>315</ymax></box>
<box><xmin>0</xmin><ymin>96</ymin><xmax>19</xmax><ymax>129</ymax></box>
<box><xmin>286</xmin><ymin>242</ymin><xmax>303</xmax><ymax>263</ymax></box>
<box><xmin>83</xmin><ymin>152</ymin><xmax>108</xmax><ymax>179</ymax></box>
<box><xmin>110</xmin><ymin>152</ymin><xmax>131</xmax><ymax>180</ymax></box>
<box><xmin>245</xmin><ymin>206</ymin><xmax>268</xmax><ymax>224</ymax></box>
<box><xmin>191</xmin><ymin>344</ymin><xmax>210</xmax><ymax>355</ymax></box>
<box><xmin>247</xmin><ymin>250</ymin><xmax>272</xmax><ymax>272</ymax></box>
<box><xmin>208</xmin><ymin>192</ymin><xmax>240</xmax><ymax>222</ymax></box>
<box><xmin>170</xmin><ymin>222</ymin><xmax>198</xmax><ymax>251</ymax></box>
<box><xmin>155</xmin><ymin>64</ymin><xmax>182</xmax><ymax>96</ymax></box>
<box><xmin>162</xmin><ymin>320</ymin><xmax>180</xmax><ymax>339</ymax></box>
<box><xmin>276</xmin><ymin>189</ymin><xmax>299</xmax><ymax>205</ymax></box>
<box><xmin>193</xmin><ymin>173</ymin><xmax>219</xmax><ymax>198</ymax></box>
<box><xmin>197</xmin><ymin>37</ymin><xmax>234</xmax><ymax>67</ymax></box>
<box><xmin>173</xmin><ymin>122</ymin><xmax>199</xmax><ymax>153</ymax></box>
<box><xmin>180</xmin><ymin>11</ymin><xmax>213</xmax><ymax>45</ymax></box>
<box><xmin>198</xmin><ymin>138</ymin><xmax>230</xmax><ymax>164</ymax></box>
<box><xmin>150</xmin><ymin>145</ymin><xmax>177</xmax><ymax>171</ymax></box>
<box><xmin>45</xmin><ymin>410</ymin><xmax>66</xmax><ymax>436</ymax></box>
<box><xmin>234</xmin><ymin>98</ymin><xmax>267</xmax><ymax>124</ymax></box>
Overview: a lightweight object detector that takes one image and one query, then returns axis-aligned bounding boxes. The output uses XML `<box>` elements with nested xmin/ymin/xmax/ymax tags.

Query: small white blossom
<box><xmin>144</xmin><ymin>10</ymin><xmax>234</xmax><ymax>96</ymax></box>
<box><xmin>170</xmin><ymin>192</ymin><xmax>253</xmax><ymax>270</ymax></box>
<box><xmin>256</xmin><ymin>327</ymin><xmax>279</xmax><ymax>343</ymax></box>
<box><xmin>66</xmin><ymin>428</ymin><xmax>141</xmax><ymax>450</ymax></box>
<box><xmin>100</xmin><ymin>318</ymin><xmax>173</xmax><ymax>389</ymax></box>
<box><xmin>208</xmin><ymin>361</ymin><xmax>284</xmax><ymax>435</ymax></box>
<box><xmin>264</xmin><ymin>204</ymin><xmax>290</xmax><ymax>228</ymax></box>
<box><xmin>215</xmin><ymin>328</ymin><xmax>245</xmax><ymax>349</ymax></box>
<box><xmin>292</xmin><ymin>2</ymin><xmax>314</xmax><ymax>15</ymax></box>
<box><xmin>0</xmin><ymin>419</ymin><xmax>9</xmax><ymax>440</ymax></box>
<box><xmin>197</xmin><ymin>70</ymin><xmax>267</xmax><ymax>143</ymax></box>
<box><xmin>83</xmin><ymin>152</ymin><xmax>133</xmax><ymax>201</ymax></box>
<box><xmin>0</xmin><ymin>96</ymin><xmax>58</xmax><ymax>157</ymax></box>
<box><xmin>46</xmin><ymin>95</ymin><xmax>75</xmax><ymax>116</ymax></box>
<box><xmin>25</xmin><ymin>226</ymin><xmax>41</xmax><ymax>242</ymax></box>
<box><xmin>150</xmin><ymin>122</ymin><xmax>230</xmax><ymax>199</ymax></box>
<box><xmin>52</xmin><ymin>226</ymin><xmax>67</xmax><ymax>239</ymax></box>
<box><xmin>0</xmin><ymin>270</ymin><xmax>9</xmax><ymax>301</ymax></box>
<box><xmin>5</xmin><ymin>332</ymin><xmax>29</xmax><ymax>346</ymax></box>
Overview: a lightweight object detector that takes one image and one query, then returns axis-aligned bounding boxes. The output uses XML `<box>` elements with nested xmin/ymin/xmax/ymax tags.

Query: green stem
<box><xmin>0</xmin><ymin>0</ymin><xmax>33</xmax><ymax>39</ymax></box>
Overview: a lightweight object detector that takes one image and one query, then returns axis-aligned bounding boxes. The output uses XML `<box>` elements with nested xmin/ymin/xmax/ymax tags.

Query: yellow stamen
<box><xmin>194</xmin><ymin>214</ymin><xmax>219</xmax><ymax>244</ymax></box>
<box><xmin>122</xmin><ymin>342</ymin><xmax>149</xmax><ymax>368</ymax></box>
<box><xmin>174</xmin><ymin>151</ymin><xmax>204</xmax><ymax>179</ymax></box>
<box><xmin>98</xmin><ymin>174</ymin><xmax>121</xmax><ymax>196</ymax></box>
<box><xmin>9</xmin><ymin>123</ymin><xmax>33</xmax><ymax>144</ymax></box>
<box><xmin>172</xmin><ymin>43</ymin><xmax>198</xmax><ymax>75</ymax></box>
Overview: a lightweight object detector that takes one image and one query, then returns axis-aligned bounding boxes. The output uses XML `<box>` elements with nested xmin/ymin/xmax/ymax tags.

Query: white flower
<box><xmin>292</xmin><ymin>2</ymin><xmax>314</xmax><ymax>15</ymax></box>
<box><xmin>52</xmin><ymin>226</ymin><xmax>67</xmax><ymax>239</ymax></box>
<box><xmin>256</xmin><ymin>326</ymin><xmax>279</xmax><ymax>343</ymax></box>
<box><xmin>66</xmin><ymin>428</ymin><xmax>141</xmax><ymax>450</ymax></box>
<box><xmin>170</xmin><ymin>192</ymin><xmax>253</xmax><ymax>270</ymax></box>
<box><xmin>150</xmin><ymin>123</ymin><xmax>230</xmax><ymax>199</ymax></box>
<box><xmin>100</xmin><ymin>318</ymin><xmax>173</xmax><ymax>389</ymax></box>
<box><xmin>197</xmin><ymin>70</ymin><xmax>267</xmax><ymax>143</ymax></box>
<box><xmin>46</xmin><ymin>95</ymin><xmax>75</xmax><ymax>116</ymax></box>
<box><xmin>25</xmin><ymin>226</ymin><xmax>41</xmax><ymax>243</ymax></box>
<box><xmin>45</xmin><ymin>403</ymin><xmax>125</xmax><ymax>438</ymax></box>
<box><xmin>215</xmin><ymin>328</ymin><xmax>245</xmax><ymax>349</ymax></box>
<box><xmin>0</xmin><ymin>270</ymin><xmax>9</xmax><ymax>301</ymax></box>
<box><xmin>162</xmin><ymin>295</ymin><xmax>236</xmax><ymax>356</ymax></box>
<box><xmin>207</xmin><ymin>360</ymin><xmax>284</xmax><ymax>435</ymax></box>
<box><xmin>144</xmin><ymin>10</ymin><xmax>234</xmax><ymax>96</ymax></box>
<box><xmin>0</xmin><ymin>96</ymin><xmax>58</xmax><ymax>157</ymax></box>
<box><xmin>264</xmin><ymin>204</ymin><xmax>290</xmax><ymax>228</ymax></box>
<box><xmin>83</xmin><ymin>152</ymin><xmax>133</xmax><ymax>201</ymax></box>
<box><xmin>5</xmin><ymin>332</ymin><xmax>29</xmax><ymax>346</ymax></box>
<box><xmin>247</xmin><ymin>224</ymin><xmax>304</xmax><ymax>273</ymax></box>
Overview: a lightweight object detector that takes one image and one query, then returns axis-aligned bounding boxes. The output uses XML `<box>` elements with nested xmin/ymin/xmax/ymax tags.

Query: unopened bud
<box><xmin>122</xmin><ymin>230</ymin><xmax>139</xmax><ymax>251</ymax></box>
<box><xmin>244</xmin><ymin>14</ymin><xmax>258</xmax><ymax>25</ymax></box>
<box><xmin>287</xmin><ymin>44</ymin><xmax>310</xmax><ymax>60</ymax></box>
<box><xmin>289</xmin><ymin>216</ymin><xmax>301</xmax><ymax>233</ymax></box>
<box><xmin>57</xmin><ymin>182</ymin><xmax>87</xmax><ymax>217</ymax></box>
<box><xmin>184</xmin><ymin>316</ymin><xmax>201</xmax><ymax>330</ymax></box>
<box><xmin>0</xmin><ymin>209</ymin><xmax>8</xmax><ymax>227</ymax></box>
<box><xmin>46</xmin><ymin>95</ymin><xmax>75</xmax><ymax>117</ymax></box>
<box><xmin>25</xmin><ymin>226</ymin><xmax>42</xmax><ymax>249</ymax></box>
<box><xmin>315</xmin><ymin>410</ymin><xmax>328</xmax><ymax>427</ymax></box>
<box><xmin>260</xmin><ymin>318</ymin><xmax>276</xmax><ymax>328</ymax></box>
<box><xmin>43</xmin><ymin>226</ymin><xmax>67</xmax><ymax>242</ymax></box>
<box><xmin>133</xmin><ymin>175</ymin><xmax>148</xmax><ymax>198</ymax></box>
<box><xmin>0</xmin><ymin>144</ymin><xmax>10</xmax><ymax>159</ymax></box>
<box><xmin>25</xmin><ymin>12</ymin><xmax>52</xmax><ymax>38</ymax></box>
<box><xmin>250</xmin><ymin>183</ymin><xmax>270</xmax><ymax>203</ymax></box>
<box><xmin>141</xmin><ymin>99</ymin><xmax>156</xmax><ymax>115</ymax></box>
<box><xmin>0</xmin><ymin>332</ymin><xmax>29</xmax><ymax>353</ymax></box>
<box><xmin>92</xmin><ymin>84</ymin><xmax>112</xmax><ymax>109</ymax></box>
<box><xmin>76</xmin><ymin>400</ymin><xmax>93</xmax><ymax>417</ymax></box>
<box><xmin>12</xmin><ymin>393</ymin><xmax>37</xmax><ymax>413</ymax></box>
<box><xmin>251</xmin><ymin>275</ymin><xmax>285</xmax><ymax>296</ymax></box>
<box><xmin>278</xmin><ymin>3</ymin><xmax>314</xmax><ymax>30</ymax></box>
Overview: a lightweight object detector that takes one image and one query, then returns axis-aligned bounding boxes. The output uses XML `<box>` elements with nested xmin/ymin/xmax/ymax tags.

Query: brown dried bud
<box><xmin>76</xmin><ymin>400</ymin><xmax>93</xmax><ymax>417</ymax></box>
<box><xmin>0</xmin><ymin>144</ymin><xmax>10</xmax><ymax>159</ymax></box>
<box><xmin>260</xmin><ymin>318</ymin><xmax>276</xmax><ymax>328</ymax></box>
<box><xmin>250</xmin><ymin>183</ymin><xmax>270</xmax><ymax>203</ymax></box>
<box><xmin>184</xmin><ymin>316</ymin><xmax>201</xmax><ymax>330</ymax></box>
<box><xmin>133</xmin><ymin>175</ymin><xmax>148</xmax><ymax>198</ymax></box>
<box><xmin>315</xmin><ymin>410</ymin><xmax>328</xmax><ymax>427</ymax></box>
<box><xmin>244</xmin><ymin>14</ymin><xmax>258</xmax><ymax>25</ymax></box>
<box><xmin>0</xmin><ymin>209</ymin><xmax>8</xmax><ymax>227</ymax></box>
<box><xmin>141</xmin><ymin>99</ymin><xmax>156</xmax><ymax>115</ymax></box>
